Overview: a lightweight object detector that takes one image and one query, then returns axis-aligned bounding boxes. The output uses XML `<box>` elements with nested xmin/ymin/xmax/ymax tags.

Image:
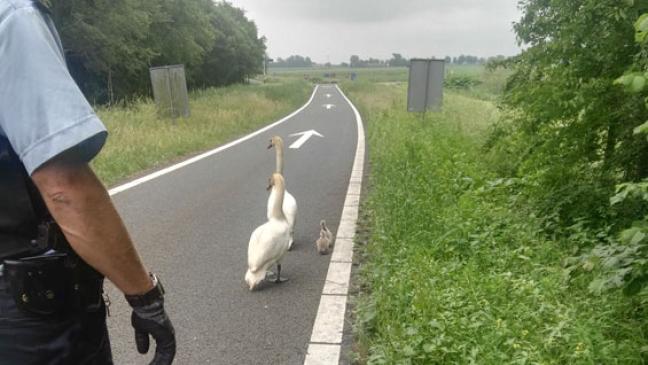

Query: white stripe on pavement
<box><xmin>108</xmin><ymin>85</ymin><xmax>320</xmax><ymax>196</ymax></box>
<box><xmin>305</xmin><ymin>344</ymin><xmax>341</xmax><ymax>365</ymax></box>
<box><xmin>304</xmin><ymin>85</ymin><xmax>365</xmax><ymax>364</ymax></box>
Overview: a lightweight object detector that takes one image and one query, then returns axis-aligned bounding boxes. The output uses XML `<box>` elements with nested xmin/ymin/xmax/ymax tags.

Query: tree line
<box><xmin>272</xmin><ymin>55</ymin><xmax>314</xmax><ymax>68</ymax></box>
<box><xmin>270</xmin><ymin>53</ymin><xmax>505</xmax><ymax>69</ymax></box>
<box><xmin>348</xmin><ymin>54</ymin><xmax>506</xmax><ymax>68</ymax></box>
<box><xmin>488</xmin><ymin>1</ymin><xmax>648</xmax><ymax>295</ymax></box>
<box><xmin>49</xmin><ymin>0</ymin><xmax>266</xmax><ymax>104</ymax></box>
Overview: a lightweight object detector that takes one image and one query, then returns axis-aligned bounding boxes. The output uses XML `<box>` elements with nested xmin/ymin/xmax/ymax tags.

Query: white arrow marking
<box><xmin>323</xmin><ymin>104</ymin><xmax>335</xmax><ymax>110</ymax></box>
<box><xmin>325</xmin><ymin>93</ymin><xmax>332</xmax><ymax>98</ymax></box>
<box><xmin>289</xmin><ymin>130</ymin><xmax>324</xmax><ymax>149</ymax></box>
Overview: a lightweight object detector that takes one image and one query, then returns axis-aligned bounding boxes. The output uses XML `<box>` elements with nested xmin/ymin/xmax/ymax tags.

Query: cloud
<box><xmin>231</xmin><ymin>0</ymin><xmax>522</xmax><ymax>63</ymax></box>
<box><xmin>246</xmin><ymin>0</ymin><xmax>520</xmax><ymax>23</ymax></box>
<box><xmin>250</xmin><ymin>0</ymin><xmax>431</xmax><ymax>23</ymax></box>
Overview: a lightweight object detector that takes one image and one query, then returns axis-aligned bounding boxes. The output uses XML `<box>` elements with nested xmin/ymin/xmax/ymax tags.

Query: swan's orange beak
<box><xmin>267</xmin><ymin>139</ymin><xmax>274</xmax><ymax>149</ymax></box>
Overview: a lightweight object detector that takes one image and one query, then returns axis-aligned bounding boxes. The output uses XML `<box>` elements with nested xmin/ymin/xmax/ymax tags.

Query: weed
<box><xmin>347</xmin><ymin>82</ymin><xmax>647</xmax><ymax>364</ymax></box>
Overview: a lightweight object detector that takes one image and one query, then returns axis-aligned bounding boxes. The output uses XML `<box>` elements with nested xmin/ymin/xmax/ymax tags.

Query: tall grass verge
<box><xmin>93</xmin><ymin>81</ymin><xmax>310</xmax><ymax>186</ymax></box>
<box><xmin>347</xmin><ymin>82</ymin><xmax>647</xmax><ymax>364</ymax></box>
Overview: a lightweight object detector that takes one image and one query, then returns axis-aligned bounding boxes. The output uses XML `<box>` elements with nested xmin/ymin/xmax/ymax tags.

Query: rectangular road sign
<box><xmin>150</xmin><ymin>64</ymin><xmax>190</xmax><ymax>119</ymax></box>
<box><xmin>407</xmin><ymin>59</ymin><xmax>445</xmax><ymax>112</ymax></box>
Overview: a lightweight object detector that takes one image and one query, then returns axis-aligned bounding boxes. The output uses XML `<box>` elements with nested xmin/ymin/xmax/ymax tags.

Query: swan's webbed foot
<box><xmin>264</xmin><ymin>272</ymin><xmax>288</xmax><ymax>283</ymax></box>
<box><xmin>274</xmin><ymin>264</ymin><xmax>289</xmax><ymax>283</ymax></box>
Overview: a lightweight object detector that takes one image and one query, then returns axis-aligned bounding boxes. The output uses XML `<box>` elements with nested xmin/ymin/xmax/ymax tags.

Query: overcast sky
<box><xmin>228</xmin><ymin>0</ymin><xmax>523</xmax><ymax>64</ymax></box>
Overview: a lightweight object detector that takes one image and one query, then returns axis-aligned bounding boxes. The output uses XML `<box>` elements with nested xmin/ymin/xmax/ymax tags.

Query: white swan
<box><xmin>245</xmin><ymin>173</ymin><xmax>291</xmax><ymax>290</ymax></box>
<box><xmin>267</xmin><ymin>136</ymin><xmax>298</xmax><ymax>250</ymax></box>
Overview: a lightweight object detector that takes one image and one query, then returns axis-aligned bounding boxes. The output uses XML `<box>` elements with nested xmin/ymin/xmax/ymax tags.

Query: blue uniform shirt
<box><xmin>0</xmin><ymin>0</ymin><xmax>107</xmax><ymax>175</ymax></box>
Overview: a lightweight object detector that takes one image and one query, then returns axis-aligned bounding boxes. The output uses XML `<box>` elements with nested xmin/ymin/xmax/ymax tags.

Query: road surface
<box><xmin>105</xmin><ymin>84</ymin><xmax>360</xmax><ymax>364</ymax></box>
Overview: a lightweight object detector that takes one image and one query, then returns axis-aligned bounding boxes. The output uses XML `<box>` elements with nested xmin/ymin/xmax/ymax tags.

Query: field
<box><xmin>92</xmin><ymin>81</ymin><xmax>311</xmax><ymax>186</ymax></box>
<box><xmin>343</xmin><ymin>76</ymin><xmax>647</xmax><ymax>363</ymax></box>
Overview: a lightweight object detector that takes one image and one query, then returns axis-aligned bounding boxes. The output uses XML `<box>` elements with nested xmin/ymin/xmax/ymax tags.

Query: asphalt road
<box><xmin>105</xmin><ymin>84</ymin><xmax>358</xmax><ymax>365</ymax></box>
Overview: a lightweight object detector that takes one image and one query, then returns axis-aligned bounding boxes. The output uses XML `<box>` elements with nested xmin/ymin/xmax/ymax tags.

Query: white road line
<box><xmin>310</xmin><ymin>295</ymin><xmax>348</xmax><ymax>344</ymax></box>
<box><xmin>305</xmin><ymin>344</ymin><xmax>340</xmax><ymax>365</ymax></box>
<box><xmin>322</xmin><ymin>262</ymin><xmax>352</xmax><ymax>295</ymax></box>
<box><xmin>108</xmin><ymin>85</ymin><xmax>320</xmax><ymax>196</ymax></box>
<box><xmin>330</xmin><ymin>239</ymin><xmax>353</xmax><ymax>263</ymax></box>
<box><xmin>304</xmin><ymin>85</ymin><xmax>365</xmax><ymax>364</ymax></box>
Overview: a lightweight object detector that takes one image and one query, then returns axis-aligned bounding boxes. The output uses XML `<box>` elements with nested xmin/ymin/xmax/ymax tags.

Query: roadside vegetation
<box><xmin>347</xmin><ymin>1</ymin><xmax>648</xmax><ymax>363</ymax></box>
<box><xmin>346</xmin><ymin>81</ymin><xmax>645</xmax><ymax>364</ymax></box>
<box><xmin>268</xmin><ymin>64</ymin><xmax>508</xmax><ymax>95</ymax></box>
<box><xmin>93</xmin><ymin>81</ymin><xmax>310</xmax><ymax>186</ymax></box>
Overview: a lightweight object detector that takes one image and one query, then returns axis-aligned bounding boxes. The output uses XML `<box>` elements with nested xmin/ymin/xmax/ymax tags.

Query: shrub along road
<box><xmin>104</xmin><ymin>85</ymin><xmax>358</xmax><ymax>364</ymax></box>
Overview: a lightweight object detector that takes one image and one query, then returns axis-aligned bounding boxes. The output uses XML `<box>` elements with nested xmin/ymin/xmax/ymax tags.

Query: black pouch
<box><xmin>3</xmin><ymin>253</ymin><xmax>67</xmax><ymax>316</ymax></box>
<box><xmin>64</xmin><ymin>255</ymin><xmax>104</xmax><ymax>312</ymax></box>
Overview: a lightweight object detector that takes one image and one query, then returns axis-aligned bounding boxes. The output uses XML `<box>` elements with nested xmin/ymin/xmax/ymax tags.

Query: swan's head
<box><xmin>268</xmin><ymin>136</ymin><xmax>284</xmax><ymax>149</ymax></box>
<box><xmin>266</xmin><ymin>172</ymin><xmax>284</xmax><ymax>191</ymax></box>
<box><xmin>245</xmin><ymin>270</ymin><xmax>264</xmax><ymax>291</ymax></box>
<box><xmin>320</xmin><ymin>219</ymin><xmax>327</xmax><ymax>229</ymax></box>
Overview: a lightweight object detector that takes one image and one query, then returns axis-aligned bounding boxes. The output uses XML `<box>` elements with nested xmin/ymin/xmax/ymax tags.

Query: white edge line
<box><xmin>107</xmin><ymin>85</ymin><xmax>320</xmax><ymax>196</ymax></box>
<box><xmin>305</xmin><ymin>85</ymin><xmax>364</xmax><ymax>365</ymax></box>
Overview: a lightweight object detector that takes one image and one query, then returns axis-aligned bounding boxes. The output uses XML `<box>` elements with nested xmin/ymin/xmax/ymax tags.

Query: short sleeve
<box><xmin>0</xmin><ymin>3</ymin><xmax>107</xmax><ymax>175</ymax></box>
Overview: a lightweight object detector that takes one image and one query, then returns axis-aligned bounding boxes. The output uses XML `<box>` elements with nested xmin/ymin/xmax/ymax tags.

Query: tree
<box><xmin>491</xmin><ymin>0</ymin><xmax>648</xmax><ymax>226</ymax></box>
<box><xmin>198</xmin><ymin>1</ymin><xmax>265</xmax><ymax>86</ymax></box>
<box><xmin>388</xmin><ymin>53</ymin><xmax>408</xmax><ymax>67</ymax></box>
<box><xmin>271</xmin><ymin>55</ymin><xmax>313</xmax><ymax>68</ymax></box>
<box><xmin>147</xmin><ymin>0</ymin><xmax>216</xmax><ymax>88</ymax></box>
<box><xmin>579</xmin><ymin>11</ymin><xmax>648</xmax><ymax>296</ymax></box>
<box><xmin>350</xmin><ymin>55</ymin><xmax>361</xmax><ymax>68</ymax></box>
<box><xmin>51</xmin><ymin>0</ymin><xmax>267</xmax><ymax>102</ymax></box>
<box><xmin>51</xmin><ymin>0</ymin><xmax>155</xmax><ymax>103</ymax></box>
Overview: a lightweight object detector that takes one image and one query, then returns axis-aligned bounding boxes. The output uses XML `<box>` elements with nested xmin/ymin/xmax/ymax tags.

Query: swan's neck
<box><xmin>275</xmin><ymin>140</ymin><xmax>284</xmax><ymax>174</ymax></box>
<box><xmin>270</xmin><ymin>179</ymin><xmax>286</xmax><ymax>220</ymax></box>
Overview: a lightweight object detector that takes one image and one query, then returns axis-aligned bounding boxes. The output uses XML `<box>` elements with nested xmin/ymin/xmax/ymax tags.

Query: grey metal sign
<box><xmin>150</xmin><ymin>64</ymin><xmax>190</xmax><ymax>118</ymax></box>
<box><xmin>407</xmin><ymin>59</ymin><xmax>445</xmax><ymax>112</ymax></box>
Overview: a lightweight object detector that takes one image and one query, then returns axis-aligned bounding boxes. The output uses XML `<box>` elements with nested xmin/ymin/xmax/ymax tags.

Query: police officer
<box><xmin>0</xmin><ymin>0</ymin><xmax>176</xmax><ymax>363</ymax></box>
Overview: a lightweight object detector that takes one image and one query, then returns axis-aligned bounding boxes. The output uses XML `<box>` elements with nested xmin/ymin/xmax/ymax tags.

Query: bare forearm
<box><xmin>32</xmin><ymin>162</ymin><xmax>152</xmax><ymax>295</ymax></box>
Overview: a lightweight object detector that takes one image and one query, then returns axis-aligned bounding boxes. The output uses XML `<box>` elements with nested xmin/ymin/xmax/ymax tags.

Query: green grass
<box><xmin>346</xmin><ymin>82</ymin><xmax>647</xmax><ymax>364</ymax></box>
<box><xmin>268</xmin><ymin>66</ymin><xmax>408</xmax><ymax>84</ymax></box>
<box><xmin>268</xmin><ymin>65</ymin><xmax>509</xmax><ymax>91</ymax></box>
<box><xmin>92</xmin><ymin>81</ymin><xmax>311</xmax><ymax>186</ymax></box>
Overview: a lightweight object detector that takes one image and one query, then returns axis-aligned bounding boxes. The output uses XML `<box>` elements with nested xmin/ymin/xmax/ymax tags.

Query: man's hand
<box><xmin>131</xmin><ymin>299</ymin><xmax>176</xmax><ymax>365</ymax></box>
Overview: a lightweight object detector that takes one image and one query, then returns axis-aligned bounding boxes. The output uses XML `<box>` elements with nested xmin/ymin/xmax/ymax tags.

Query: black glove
<box><xmin>126</xmin><ymin>274</ymin><xmax>176</xmax><ymax>365</ymax></box>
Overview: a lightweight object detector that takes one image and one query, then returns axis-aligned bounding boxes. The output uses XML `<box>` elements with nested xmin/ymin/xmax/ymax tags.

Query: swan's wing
<box><xmin>264</xmin><ymin>221</ymin><xmax>292</xmax><ymax>263</ymax></box>
<box><xmin>248</xmin><ymin>224</ymin><xmax>268</xmax><ymax>270</ymax></box>
<box><xmin>247</xmin><ymin>222</ymin><xmax>291</xmax><ymax>270</ymax></box>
